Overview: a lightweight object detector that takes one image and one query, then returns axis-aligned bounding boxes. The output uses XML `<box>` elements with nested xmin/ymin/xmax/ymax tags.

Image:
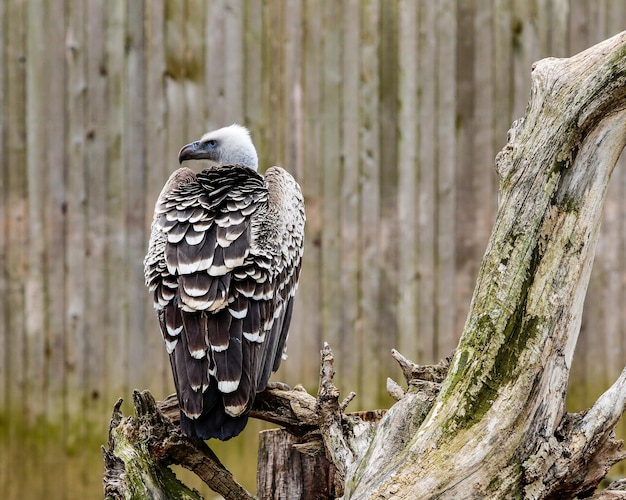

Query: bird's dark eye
<box><xmin>204</xmin><ymin>139</ymin><xmax>218</xmax><ymax>148</ymax></box>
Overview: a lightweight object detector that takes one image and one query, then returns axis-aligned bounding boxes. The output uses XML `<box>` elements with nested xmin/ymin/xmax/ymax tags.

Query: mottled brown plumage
<box><xmin>144</xmin><ymin>125</ymin><xmax>305</xmax><ymax>440</ymax></box>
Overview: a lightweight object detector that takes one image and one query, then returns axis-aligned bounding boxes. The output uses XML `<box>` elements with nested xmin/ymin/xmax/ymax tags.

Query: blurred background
<box><xmin>1</xmin><ymin>1</ymin><xmax>626</xmax><ymax>498</ymax></box>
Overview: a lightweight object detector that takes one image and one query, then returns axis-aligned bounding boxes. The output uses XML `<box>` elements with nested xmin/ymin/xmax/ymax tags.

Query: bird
<box><xmin>144</xmin><ymin>124</ymin><xmax>305</xmax><ymax>440</ymax></box>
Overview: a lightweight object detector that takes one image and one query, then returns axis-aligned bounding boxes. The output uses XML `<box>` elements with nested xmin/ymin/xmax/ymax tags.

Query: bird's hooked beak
<box><xmin>178</xmin><ymin>141</ymin><xmax>201</xmax><ymax>164</ymax></box>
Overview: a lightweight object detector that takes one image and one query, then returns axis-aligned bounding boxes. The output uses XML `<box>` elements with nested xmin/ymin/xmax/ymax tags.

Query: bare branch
<box><xmin>103</xmin><ymin>390</ymin><xmax>253</xmax><ymax>500</ymax></box>
<box><xmin>391</xmin><ymin>348</ymin><xmax>451</xmax><ymax>385</ymax></box>
<box><xmin>316</xmin><ymin>342</ymin><xmax>354</xmax><ymax>496</ymax></box>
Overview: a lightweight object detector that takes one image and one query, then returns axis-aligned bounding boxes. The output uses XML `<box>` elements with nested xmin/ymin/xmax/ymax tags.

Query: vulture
<box><xmin>144</xmin><ymin>124</ymin><xmax>305</xmax><ymax>440</ymax></box>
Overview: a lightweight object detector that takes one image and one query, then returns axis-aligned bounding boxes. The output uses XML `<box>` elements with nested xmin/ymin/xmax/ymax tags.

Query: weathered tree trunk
<box><xmin>345</xmin><ymin>31</ymin><xmax>626</xmax><ymax>499</ymax></box>
<box><xmin>257</xmin><ymin>428</ymin><xmax>336</xmax><ymax>499</ymax></box>
<box><xmin>103</xmin><ymin>32</ymin><xmax>626</xmax><ymax>499</ymax></box>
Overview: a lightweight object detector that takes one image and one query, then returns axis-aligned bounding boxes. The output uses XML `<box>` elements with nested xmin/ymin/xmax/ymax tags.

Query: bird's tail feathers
<box><xmin>180</xmin><ymin>382</ymin><xmax>249</xmax><ymax>440</ymax></box>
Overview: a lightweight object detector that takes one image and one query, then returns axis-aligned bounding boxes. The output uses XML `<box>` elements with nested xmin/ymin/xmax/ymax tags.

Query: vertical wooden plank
<box><xmin>492</xmin><ymin>0</ymin><xmax>514</xmax><ymax>155</ymax></box>
<box><xmin>435</xmin><ymin>0</ymin><xmax>457</xmax><ymax>358</ymax></box>
<box><xmin>184</xmin><ymin>0</ymin><xmax>205</xmax><ymax>136</ymax></box>
<box><xmin>204</xmin><ymin>0</ymin><xmax>243</xmax><ymax>130</ymax></box>
<box><xmin>24</xmin><ymin>1</ymin><xmax>48</xmax><ymax>496</ymax></box>
<box><xmin>143</xmin><ymin>0</ymin><xmax>170</xmax><ymax>400</ymax></box>
<box><xmin>417</xmin><ymin>1</ymin><xmax>437</xmax><ymax>365</ymax></box>
<box><xmin>4</xmin><ymin>1</ymin><xmax>27</xmax><ymax>498</ymax></box>
<box><xmin>454</xmin><ymin>1</ymin><xmax>478</xmax><ymax>342</ymax></box>
<box><xmin>377</xmin><ymin>0</ymin><xmax>398</xmax><ymax>397</ymax></box>
<box><xmin>396</xmin><ymin>0</ymin><xmax>418</xmax><ymax>365</ymax></box>
<box><xmin>243</xmin><ymin>0</ymin><xmax>263</xmax><ymax>134</ymax></box>
<box><xmin>358</xmin><ymin>0</ymin><xmax>380</xmax><ymax>410</ymax></box>
<box><xmin>549</xmin><ymin>0</ymin><xmax>570</xmax><ymax>57</ymax></box>
<box><xmin>104</xmin><ymin>0</ymin><xmax>128</xmax><ymax>411</ymax></box>
<box><xmin>0</xmin><ymin>0</ymin><xmax>6</xmax><ymax>493</ymax></box>
<box><xmin>261</xmin><ymin>0</ymin><xmax>285</xmax><ymax>164</ymax></box>
<box><xmin>474</xmin><ymin>0</ymin><xmax>496</xmax><ymax>223</ymax></box>
<box><xmin>471</xmin><ymin>0</ymin><xmax>496</xmax><ymax>302</ymax></box>
<box><xmin>511</xmin><ymin>0</ymin><xmax>538</xmax><ymax>119</ymax></box>
<box><xmin>537</xmin><ymin>0</ymin><xmax>569</xmax><ymax>57</ymax></box>
<box><xmin>281</xmin><ymin>0</ymin><xmax>301</xmax><ymax>172</ymax></box>
<box><xmin>25</xmin><ymin>0</ymin><xmax>47</xmax><ymax>443</ymax></box>
<box><xmin>319</xmin><ymin>0</ymin><xmax>342</xmax><ymax>384</ymax></box>
<box><xmin>165</xmin><ymin>0</ymin><xmax>186</xmax><ymax>161</ymax></box>
<box><xmin>0</xmin><ymin>0</ymin><xmax>6</xmax><ymax>438</ymax></box>
<box><xmin>296</xmin><ymin>0</ymin><xmax>322</xmax><ymax>391</ymax></box>
<box><xmin>205</xmin><ymin>0</ymin><xmax>227</xmax><ymax>128</ymax></box>
<box><xmin>125</xmin><ymin>0</ymin><xmax>146</xmax><ymax>393</ymax></box>
<box><xmin>224</xmin><ymin>0</ymin><xmax>244</xmax><ymax>123</ymax></box>
<box><xmin>338</xmin><ymin>0</ymin><xmax>361</xmax><ymax>406</ymax></box>
<box><xmin>65</xmin><ymin>0</ymin><xmax>88</xmax><ymax>493</ymax></box>
<box><xmin>276</xmin><ymin>0</ymin><xmax>304</xmax><ymax>386</ymax></box>
<box><xmin>84</xmin><ymin>0</ymin><xmax>111</xmax><ymax>492</ymax></box>
<box><xmin>41</xmin><ymin>0</ymin><xmax>67</xmax><ymax>496</ymax></box>
<box><xmin>568</xmin><ymin>0</ymin><xmax>589</xmax><ymax>55</ymax></box>
<box><xmin>536</xmin><ymin>0</ymin><xmax>550</xmax><ymax>53</ymax></box>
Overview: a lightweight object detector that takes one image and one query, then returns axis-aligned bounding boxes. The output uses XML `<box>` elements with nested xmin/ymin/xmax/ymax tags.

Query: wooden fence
<box><xmin>1</xmin><ymin>1</ymin><xmax>625</xmax><ymax>497</ymax></box>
